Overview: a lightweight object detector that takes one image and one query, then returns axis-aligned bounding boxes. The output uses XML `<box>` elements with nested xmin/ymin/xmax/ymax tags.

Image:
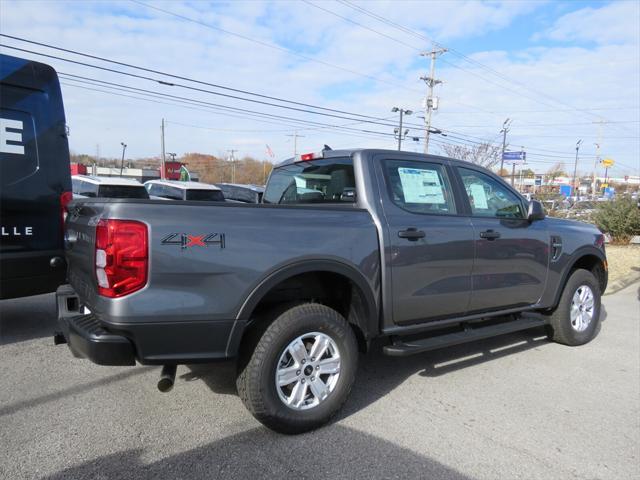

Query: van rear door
<box><xmin>0</xmin><ymin>54</ymin><xmax>71</xmax><ymax>299</ymax></box>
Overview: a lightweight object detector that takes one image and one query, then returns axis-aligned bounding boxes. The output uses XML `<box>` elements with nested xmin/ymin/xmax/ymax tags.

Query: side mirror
<box><xmin>528</xmin><ymin>199</ymin><xmax>545</xmax><ymax>221</ymax></box>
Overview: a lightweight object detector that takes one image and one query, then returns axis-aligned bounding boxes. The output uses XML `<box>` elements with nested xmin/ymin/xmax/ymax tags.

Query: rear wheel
<box><xmin>236</xmin><ymin>303</ymin><xmax>358</xmax><ymax>434</ymax></box>
<box><xmin>544</xmin><ymin>269</ymin><xmax>601</xmax><ymax>346</ymax></box>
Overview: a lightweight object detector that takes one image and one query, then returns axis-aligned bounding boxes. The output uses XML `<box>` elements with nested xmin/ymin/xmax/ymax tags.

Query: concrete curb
<box><xmin>604</xmin><ymin>271</ymin><xmax>640</xmax><ymax>296</ymax></box>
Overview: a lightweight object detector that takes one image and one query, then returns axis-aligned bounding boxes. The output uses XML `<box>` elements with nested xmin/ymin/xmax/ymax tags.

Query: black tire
<box><xmin>236</xmin><ymin>303</ymin><xmax>358</xmax><ymax>434</ymax></box>
<box><xmin>544</xmin><ymin>269</ymin><xmax>601</xmax><ymax>346</ymax></box>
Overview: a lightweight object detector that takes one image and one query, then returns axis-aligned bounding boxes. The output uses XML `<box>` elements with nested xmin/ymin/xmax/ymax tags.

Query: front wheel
<box><xmin>236</xmin><ymin>303</ymin><xmax>358</xmax><ymax>434</ymax></box>
<box><xmin>544</xmin><ymin>269</ymin><xmax>602</xmax><ymax>346</ymax></box>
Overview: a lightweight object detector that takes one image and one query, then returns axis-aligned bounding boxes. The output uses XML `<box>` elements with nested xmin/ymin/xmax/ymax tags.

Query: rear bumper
<box><xmin>56</xmin><ymin>285</ymin><xmax>246</xmax><ymax>365</ymax></box>
<box><xmin>56</xmin><ymin>285</ymin><xmax>135</xmax><ymax>366</ymax></box>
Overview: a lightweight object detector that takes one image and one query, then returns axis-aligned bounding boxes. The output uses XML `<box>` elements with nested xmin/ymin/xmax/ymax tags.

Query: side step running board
<box><xmin>383</xmin><ymin>317</ymin><xmax>546</xmax><ymax>357</ymax></box>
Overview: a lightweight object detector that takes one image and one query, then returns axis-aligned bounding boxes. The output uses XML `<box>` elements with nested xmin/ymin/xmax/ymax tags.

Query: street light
<box><xmin>391</xmin><ymin>107</ymin><xmax>413</xmax><ymax>151</ymax></box>
<box><xmin>572</xmin><ymin>139</ymin><xmax>582</xmax><ymax>197</ymax></box>
<box><xmin>119</xmin><ymin>142</ymin><xmax>127</xmax><ymax>177</ymax></box>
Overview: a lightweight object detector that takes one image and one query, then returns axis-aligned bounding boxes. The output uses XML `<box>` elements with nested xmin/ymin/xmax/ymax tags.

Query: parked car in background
<box><xmin>216</xmin><ymin>183</ymin><xmax>264</xmax><ymax>203</ymax></box>
<box><xmin>0</xmin><ymin>54</ymin><xmax>71</xmax><ymax>299</ymax></box>
<box><xmin>144</xmin><ymin>180</ymin><xmax>225</xmax><ymax>201</ymax></box>
<box><xmin>72</xmin><ymin>175</ymin><xmax>149</xmax><ymax>199</ymax></box>
<box><xmin>566</xmin><ymin>200</ymin><xmax>597</xmax><ymax>220</ymax></box>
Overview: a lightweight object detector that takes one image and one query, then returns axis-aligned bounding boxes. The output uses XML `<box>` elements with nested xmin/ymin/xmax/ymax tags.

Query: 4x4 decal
<box><xmin>161</xmin><ymin>233</ymin><xmax>225</xmax><ymax>249</ymax></box>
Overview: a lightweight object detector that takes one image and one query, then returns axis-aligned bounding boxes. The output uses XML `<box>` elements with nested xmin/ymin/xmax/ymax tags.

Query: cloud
<box><xmin>537</xmin><ymin>1</ymin><xmax>640</xmax><ymax>45</ymax></box>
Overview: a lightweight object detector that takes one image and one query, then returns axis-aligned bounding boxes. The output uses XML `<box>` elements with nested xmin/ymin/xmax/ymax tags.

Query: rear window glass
<box><xmin>263</xmin><ymin>157</ymin><xmax>355</xmax><ymax>204</ymax></box>
<box><xmin>185</xmin><ymin>189</ymin><xmax>225</xmax><ymax>201</ymax></box>
<box><xmin>98</xmin><ymin>185</ymin><xmax>149</xmax><ymax>199</ymax></box>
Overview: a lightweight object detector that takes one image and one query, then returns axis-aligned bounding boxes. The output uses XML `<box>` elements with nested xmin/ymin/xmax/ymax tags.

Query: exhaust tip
<box><xmin>53</xmin><ymin>332</ymin><xmax>67</xmax><ymax>345</ymax></box>
<box><xmin>157</xmin><ymin>364</ymin><xmax>177</xmax><ymax>393</ymax></box>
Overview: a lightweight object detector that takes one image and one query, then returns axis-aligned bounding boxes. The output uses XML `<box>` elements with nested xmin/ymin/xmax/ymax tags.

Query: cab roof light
<box><xmin>296</xmin><ymin>150</ymin><xmax>325</xmax><ymax>162</ymax></box>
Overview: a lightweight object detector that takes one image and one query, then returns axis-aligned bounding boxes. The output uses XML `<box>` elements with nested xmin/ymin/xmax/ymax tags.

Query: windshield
<box><xmin>263</xmin><ymin>157</ymin><xmax>355</xmax><ymax>204</ymax></box>
<box><xmin>185</xmin><ymin>189</ymin><xmax>225</xmax><ymax>201</ymax></box>
<box><xmin>98</xmin><ymin>185</ymin><xmax>149</xmax><ymax>199</ymax></box>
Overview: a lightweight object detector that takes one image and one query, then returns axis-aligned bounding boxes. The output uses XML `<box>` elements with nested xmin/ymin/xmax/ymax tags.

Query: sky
<box><xmin>1</xmin><ymin>0</ymin><xmax>639</xmax><ymax>177</ymax></box>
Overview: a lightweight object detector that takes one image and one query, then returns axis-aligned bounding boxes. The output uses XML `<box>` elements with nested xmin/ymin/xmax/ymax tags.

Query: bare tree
<box><xmin>440</xmin><ymin>143</ymin><xmax>503</xmax><ymax>169</ymax></box>
<box><xmin>545</xmin><ymin>162</ymin><xmax>567</xmax><ymax>183</ymax></box>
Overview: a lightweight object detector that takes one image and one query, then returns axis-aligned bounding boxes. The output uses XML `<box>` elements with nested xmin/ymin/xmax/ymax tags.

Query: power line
<box><xmin>127</xmin><ymin>0</ymin><xmax>422</xmax><ymax>95</ymax></box>
<box><xmin>336</xmin><ymin>0</ymin><xmax>638</xmax><ymax>133</ymax></box>
<box><xmin>57</xmin><ymin>76</ymin><xmax>405</xmax><ymax>143</ymax></box>
<box><xmin>0</xmin><ymin>34</ymin><xmax>407</xmax><ymax>124</ymax></box>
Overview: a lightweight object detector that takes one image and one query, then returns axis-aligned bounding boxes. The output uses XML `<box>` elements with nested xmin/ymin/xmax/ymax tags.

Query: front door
<box><xmin>455</xmin><ymin>167</ymin><xmax>549</xmax><ymax>313</ymax></box>
<box><xmin>379</xmin><ymin>158</ymin><xmax>475</xmax><ymax>325</ymax></box>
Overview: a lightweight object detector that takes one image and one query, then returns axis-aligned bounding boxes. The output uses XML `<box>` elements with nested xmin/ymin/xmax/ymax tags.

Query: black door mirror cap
<box><xmin>528</xmin><ymin>199</ymin><xmax>546</xmax><ymax>222</ymax></box>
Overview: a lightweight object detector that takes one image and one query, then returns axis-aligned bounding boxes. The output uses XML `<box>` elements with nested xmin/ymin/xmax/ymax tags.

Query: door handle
<box><xmin>479</xmin><ymin>229</ymin><xmax>501</xmax><ymax>240</ymax></box>
<box><xmin>398</xmin><ymin>228</ymin><xmax>426</xmax><ymax>241</ymax></box>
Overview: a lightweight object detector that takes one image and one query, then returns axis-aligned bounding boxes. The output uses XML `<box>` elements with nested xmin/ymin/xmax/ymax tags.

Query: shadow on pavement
<box><xmin>182</xmin><ymin>307</ymin><xmax>611</xmax><ymax>423</ymax></box>
<box><xmin>0</xmin><ymin>293</ymin><xmax>57</xmax><ymax>346</ymax></box>
<box><xmin>183</xmin><ymin>325</ymin><xmax>556</xmax><ymax>423</ymax></box>
<box><xmin>42</xmin><ymin>425</ymin><xmax>473</xmax><ymax>480</ymax></box>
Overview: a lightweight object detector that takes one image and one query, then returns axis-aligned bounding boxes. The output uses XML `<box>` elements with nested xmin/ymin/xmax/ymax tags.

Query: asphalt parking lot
<box><xmin>1</xmin><ymin>284</ymin><xmax>638</xmax><ymax>480</ymax></box>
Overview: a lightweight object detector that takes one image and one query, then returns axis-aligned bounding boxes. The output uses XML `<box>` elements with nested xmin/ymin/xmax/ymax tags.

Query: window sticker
<box><xmin>469</xmin><ymin>184</ymin><xmax>488</xmax><ymax>209</ymax></box>
<box><xmin>398</xmin><ymin>167</ymin><xmax>445</xmax><ymax>204</ymax></box>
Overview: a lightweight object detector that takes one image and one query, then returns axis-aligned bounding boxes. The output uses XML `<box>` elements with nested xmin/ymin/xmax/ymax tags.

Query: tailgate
<box><xmin>64</xmin><ymin>202</ymin><xmax>103</xmax><ymax>304</ymax></box>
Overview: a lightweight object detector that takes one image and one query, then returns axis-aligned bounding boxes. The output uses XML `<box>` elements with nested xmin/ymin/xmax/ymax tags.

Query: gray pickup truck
<box><xmin>57</xmin><ymin>148</ymin><xmax>607</xmax><ymax>433</ymax></box>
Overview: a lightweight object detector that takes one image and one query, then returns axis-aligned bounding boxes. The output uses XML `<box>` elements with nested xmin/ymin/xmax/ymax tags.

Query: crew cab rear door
<box><xmin>454</xmin><ymin>166</ymin><xmax>548</xmax><ymax>312</ymax></box>
<box><xmin>375</xmin><ymin>155</ymin><xmax>474</xmax><ymax>324</ymax></box>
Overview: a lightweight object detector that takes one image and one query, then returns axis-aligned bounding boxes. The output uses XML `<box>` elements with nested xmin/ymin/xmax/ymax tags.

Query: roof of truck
<box><xmin>274</xmin><ymin>148</ymin><xmax>459</xmax><ymax>168</ymax></box>
<box><xmin>73</xmin><ymin>175</ymin><xmax>144</xmax><ymax>186</ymax></box>
<box><xmin>144</xmin><ymin>180</ymin><xmax>221</xmax><ymax>190</ymax></box>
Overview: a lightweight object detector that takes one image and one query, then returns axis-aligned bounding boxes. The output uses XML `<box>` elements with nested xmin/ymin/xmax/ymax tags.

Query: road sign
<box><xmin>601</xmin><ymin>158</ymin><xmax>614</xmax><ymax>168</ymax></box>
<box><xmin>502</xmin><ymin>151</ymin><xmax>526</xmax><ymax>162</ymax></box>
<box><xmin>535</xmin><ymin>175</ymin><xmax>542</xmax><ymax>186</ymax></box>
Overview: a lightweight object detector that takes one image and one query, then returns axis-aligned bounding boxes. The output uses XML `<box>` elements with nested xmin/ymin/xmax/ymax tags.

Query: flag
<box><xmin>179</xmin><ymin>165</ymin><xmax>191</xmax><ymax>181</ymax></box>
<box><xmin>266</xmin><ymin>144</ymin><xmax>275</xmax><ymax>158</ymax></box>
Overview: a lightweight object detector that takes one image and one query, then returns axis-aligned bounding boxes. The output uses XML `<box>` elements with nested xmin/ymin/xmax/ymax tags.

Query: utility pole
<box><xmin>572</xmin><ymin>139</ymin><xmax>583</xmax><ymax>197</ymax></box>
<box><xmin>592</xmin><ymin>119</ymin><xmax>605</xmax><ymax>196</ymax></box>
<box><xmin>286</xmin><ymin>131</ymin><xmax>305</xmax><ymax>157</ymax></box>
<box><xmin>119</xmin><ymin>142</ymin><xmax>127</xmax><ymax>177</ymax></box>
<box><xmin>593</xmin><ymin>142</ymin><xmax>601</xmax><ymax>196</ymax></box>
<box><xmin>499</xmin><ymin>118</ymin><xmax>511</xmax><ymax>177</ymax></box>
<box><xmin>420</xmin><ymin>46</ymin><xmax>447</xmax><ymax>154</ymax></box>
<box><xmin>94</xmin><ymin>144</ymin><xmax>100</xmax><ymax>175</ymax></box>
<box><xmin>392</xmin><ymin>107</ymin><xmax>412</xmax><ymax>151</ymax></box>
<box><xmin>161</xmin><ymin>118</ymin><xmax>166</xmax><ymax>179</ymax></box>
<box><xmin>227</xmin><ymin>149</ymin><xmax>238</xmax><ymax>183</ymax></box>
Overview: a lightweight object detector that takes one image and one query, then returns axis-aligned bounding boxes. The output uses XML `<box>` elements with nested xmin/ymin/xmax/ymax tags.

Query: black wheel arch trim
<box><xmin>236</xmin><ymin>258</ymin><xmax>380</xmax><ymax>339</ymax></box>
<box><xmin>553</xmin><ymin>246</ymin><xmax>607</xmax><ymax>307</ymax></box>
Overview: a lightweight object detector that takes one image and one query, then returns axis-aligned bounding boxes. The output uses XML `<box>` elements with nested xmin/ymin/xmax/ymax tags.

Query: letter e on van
<box><xmin>0</xmin><ymin>118</ymin><xmax>25</xmax><ymax>155</ymax></box>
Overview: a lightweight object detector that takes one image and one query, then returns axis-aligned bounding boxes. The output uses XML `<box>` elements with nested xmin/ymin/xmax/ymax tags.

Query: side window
<box><xmin>457</xmin><ymin>167</ymin><xmax>524</xmax><ymax>218</ymax></box>
<box><xmin>383</xmin><ymin>160</ymin><xmax>456</xmax><ymax>215</ymax></box>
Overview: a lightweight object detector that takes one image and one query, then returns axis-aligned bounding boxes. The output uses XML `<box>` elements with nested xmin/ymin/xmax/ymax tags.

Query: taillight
<box><xmin>60</xmin><ymin>190</ymin><xmax>73</xmax><ymax>227</ymax></box>
<box><xmin>95</xmin><ymin>219</ymin><xmax>148</xmax><ymax>298</ymax></box>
